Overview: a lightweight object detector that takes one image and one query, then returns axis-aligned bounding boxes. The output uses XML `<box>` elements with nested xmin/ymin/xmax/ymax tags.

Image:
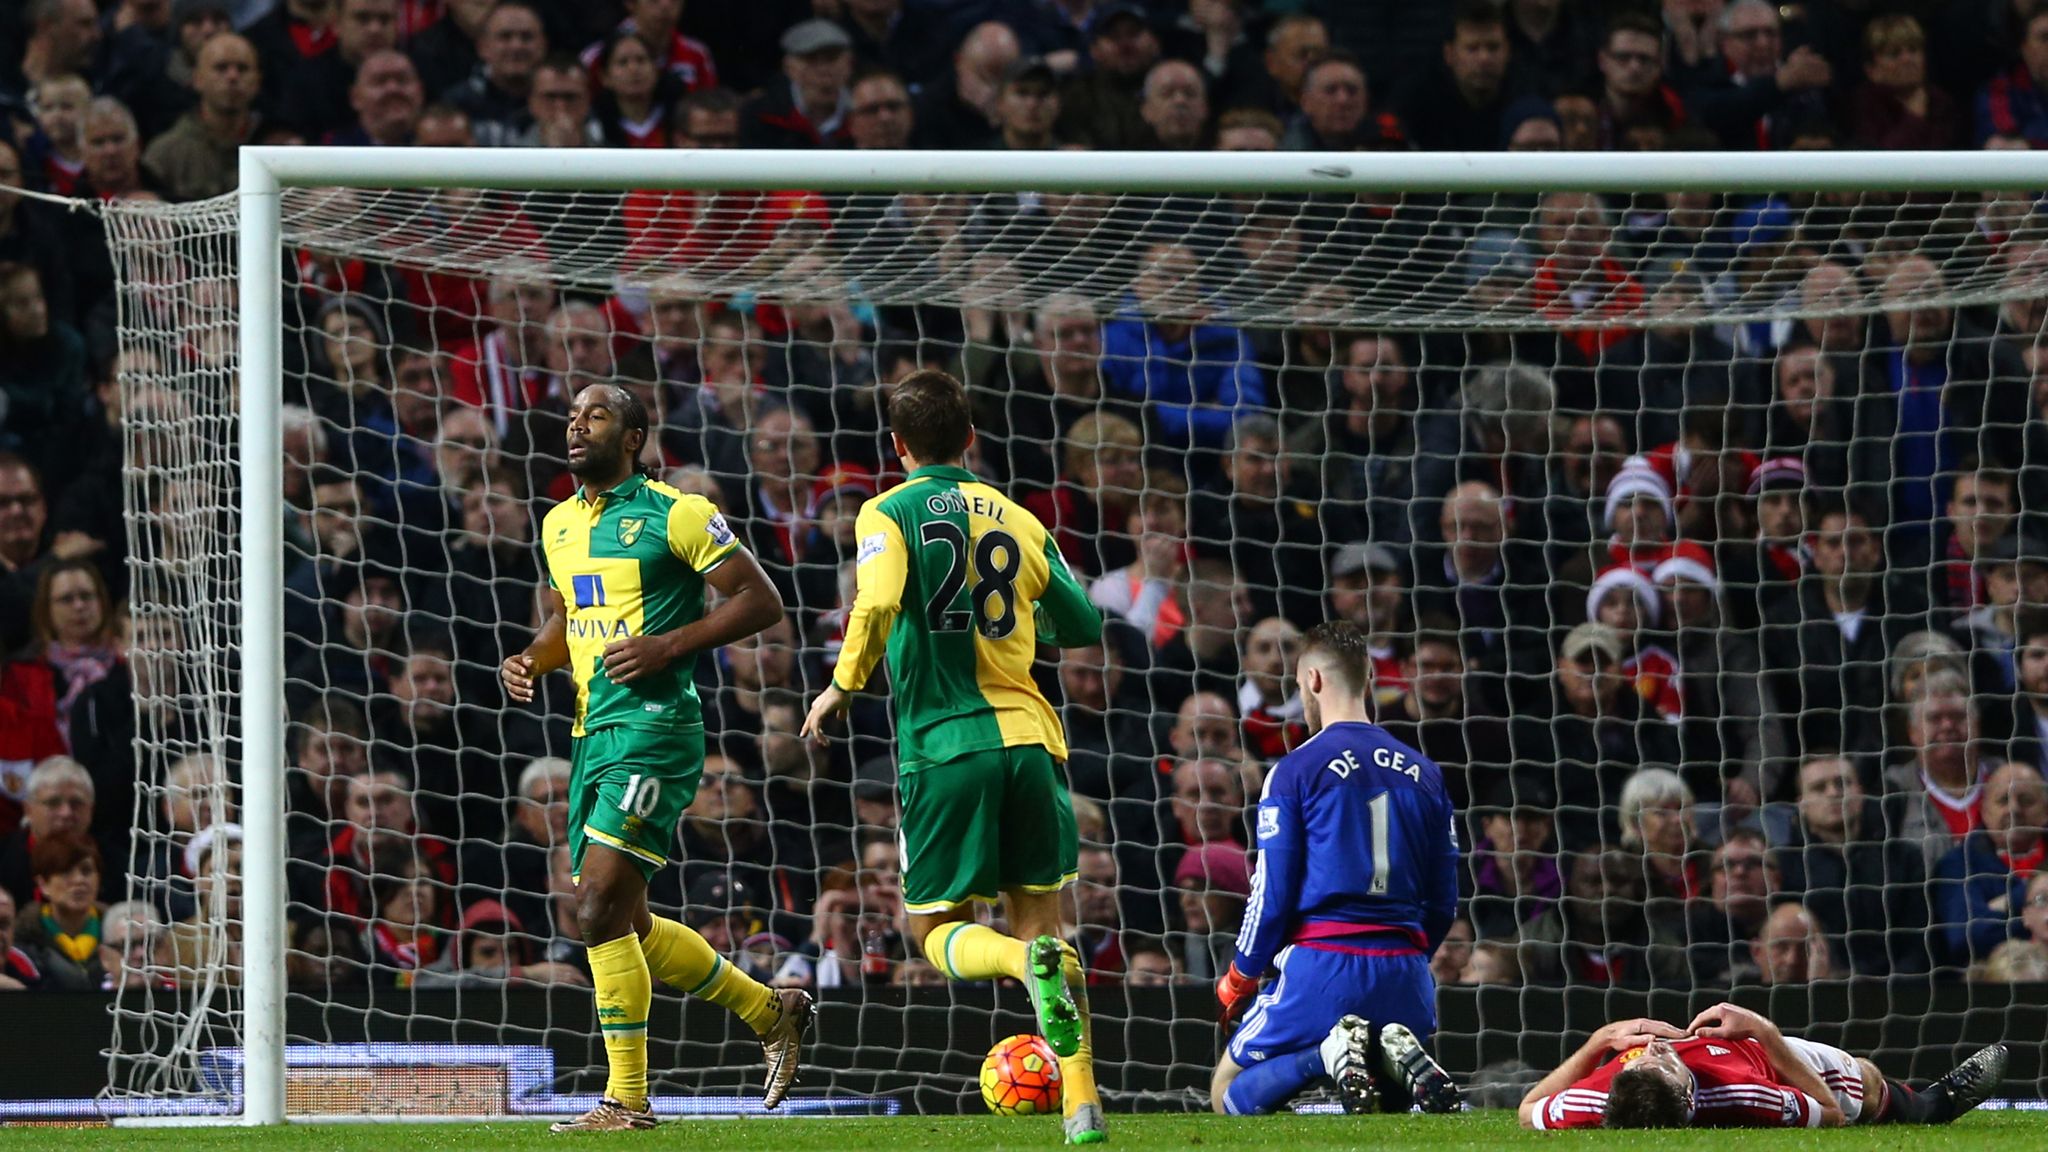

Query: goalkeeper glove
<box><xmin>1215</xmin><ymin>962</ymin><xmax>1259</xmax><ymax>1025</ymax></box>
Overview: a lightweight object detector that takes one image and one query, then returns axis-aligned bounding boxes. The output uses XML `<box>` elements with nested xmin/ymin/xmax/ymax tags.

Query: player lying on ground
<box><xmin>1211</xmin><ymin>622</ymin><xmax>1463</xmax><ymax>1117</ymax></box>
<box><xmin>1519</xmin><ymin>1002</ymin><xmax>2008</xmax><ymax>1129</ymax></box>
<box><xmin>503</xmin><ymin>383</ymin><xmax>812</xmax><ymax>1132</ymax></box>
<box><xmin>801</xmin><ymin>369</ymin><xmax>1109</xmax><ymax>1145</ymax></box>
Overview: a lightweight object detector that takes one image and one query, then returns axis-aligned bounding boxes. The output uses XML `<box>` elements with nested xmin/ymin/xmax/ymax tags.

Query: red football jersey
<box><xmin>1529</xmin><ymin>1037</ymin><xmax>1824</xmax><ymax>1130</ymax></box>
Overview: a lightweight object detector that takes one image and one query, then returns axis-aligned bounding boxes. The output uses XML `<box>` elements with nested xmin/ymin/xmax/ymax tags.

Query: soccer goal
<box><xmin>89</xmin><ymin>146</ymin><xmax>2048</xmax><ymax>1124</ymax></box>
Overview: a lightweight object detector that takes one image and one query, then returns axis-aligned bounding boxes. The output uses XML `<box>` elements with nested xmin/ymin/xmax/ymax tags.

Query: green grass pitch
<box><xmin>0</xmin><ymin>1110</ymin><xmax>2042</xmax><ymax>1150</ymax></box>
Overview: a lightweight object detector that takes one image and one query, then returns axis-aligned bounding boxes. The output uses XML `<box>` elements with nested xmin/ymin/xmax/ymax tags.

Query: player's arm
<box><xmin>603</xmin><ymin>497</ymin><xmax>786</xmax><ymax>683</ymax></box>
<box><xmin>1518</xmin><ymin>1019</ymin><xmax>1688</xmax><ymax>1129</ymax></box>
<box><xmin>1219</xmin><ymin>768</ymin><xmax>1303</xmax><ymax>1021</ymax></box>
<box><xmin>1034</xmin><ymin>534</ymin><xmax>1102</xmax><ymax>648</ymax></box>
<box><xmin>1423</xmin><ymin>793</ymin><xmax>1461</xmax><ymax>952</ymax></box>
<box><xmin>803</xmin><ymin>503</ymin><xmax>907</xmax><ymax>741</ymax></box>
<box><xmin>1686</xmin><ymin>1003</ymin><xmax>1846</xmax><ymax>1127</ymax></box>
<box><xmin>503</xmin><ymin>578</ymin><xmax>569</xmax><ymax>704</ymax></box>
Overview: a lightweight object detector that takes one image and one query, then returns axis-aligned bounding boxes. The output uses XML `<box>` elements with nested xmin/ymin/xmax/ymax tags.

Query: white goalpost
<box><xmin>82</xmin><ymin>145</ymin><xmax>2048</xmax><ymax>1124</ymax></box>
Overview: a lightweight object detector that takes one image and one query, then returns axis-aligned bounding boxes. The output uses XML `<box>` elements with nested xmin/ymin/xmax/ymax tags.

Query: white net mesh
<box><xmin>101</xmin><ymin>171</ymin><xmax>2047</xmax><ymax>1115</ymax></box>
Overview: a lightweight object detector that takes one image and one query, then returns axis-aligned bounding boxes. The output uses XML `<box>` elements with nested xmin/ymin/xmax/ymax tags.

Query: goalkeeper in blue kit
<box><xmin>1211</xmin><ymin>622</ymin><xmax>1463</xmax><ymax>1116</ymax></box>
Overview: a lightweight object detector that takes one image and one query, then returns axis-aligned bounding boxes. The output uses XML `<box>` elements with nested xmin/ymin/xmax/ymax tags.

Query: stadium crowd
<box><xmin>3</xmin><ymin>0</ymin><xmax>2048</xmax><ymax>1006</ymax></box>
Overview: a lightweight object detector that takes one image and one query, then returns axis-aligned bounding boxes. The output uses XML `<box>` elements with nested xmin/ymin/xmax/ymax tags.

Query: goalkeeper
<box><xmin>801</xmin><ymin>368</ymin><xmax>1108</xmax><ymax>1146</ymax></box>
<box><xmin>502</xmin><ymin>383</ymin><xmax>811</xmax><ymax>1132</ymax></box>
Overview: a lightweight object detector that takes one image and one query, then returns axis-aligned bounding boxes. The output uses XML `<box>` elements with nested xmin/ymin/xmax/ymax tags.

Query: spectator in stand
<box><xmin>1684</xmin><ymin>0</ymin><xmax>1831</xmax><ymax>150</ymax></box>
<box><xmin>362</xmin><ymin>849</ymin><xmax>451</xmax><ymax>982</ymax></box>
<box><xmin>1171</xmin><ymin>840</ymin><xmax>1249</xmax><ymax>981</ymax></box>
<box><xmin>1325</xmin><ymin>543</ymin><xmax>1409</xmax><ymax>691</ymax></box>
<box><xmin>0</xmin><ymin>265</ymin><xmax>87</xmax><ymax>499</ymax></box>
<box><xmin>1090</xmin><ymin>478</ymin><xmax>1189</xmax><ymax>651</ymax></box>
<box><xmin>971</xmin><ymin>293</ymin><xmax>1111</xmax><ymax>490</ymax></box>
<box><xmin>990</xmin><ymin>56</ymin><xmax>1063</xmax><ymax>150</ymax></box>
<box><xmin>1397</xmin><ymin>0</ymin><xmax>1521</xmax><ymax>153</ymax></box>
<box><xmin>705</xmin><ymin>612</ymin><xmax>804</xmax><ymax>765</ymax></box>
<box><xmin>333</xmin><ymin>49</ymin><xmax>424</xmax><ymax>147</ymax></box>
<box><xmin>79</xmin><ymin>98</ymin><xmax>152</xmax><ymax>201</ymax></box>
<box><xmin>1594</xmin><ymin>14</ymin><xmax>1684</xmax><ymax>149</ymax></box>
<box><xmin>5</xmin><ymin>1</ymin><xmax>102</xmax><ymax>105</ymax></box>
<box><xmin>0</xmin><ymin>145</ymin><xmax>82</xmax><ymax>356</ymax></box>
<box><xmin>9</xmin><ymin>830</ymin><xmax>107</xmax><ymax>989</ymax></box>
<box><xmin>1851</xmin><ymin>14</ymin><xmax>1962</xmax><ymax>150</ymax></box>
<box><xmin>1957</xmin><ymin>529</ymin><xmax>2048</xmax><ymax>701</ymax></box>
<box><xmin>513</xmin><ymin>56</ymin><xmax>603</xmax><ymax>149</ymax></box>
<box><xmin>1377</xmin><ymin>619</ymin><xmax>1513</xmax><ymax>808</ymax></box>
<box><xmin>2024</xmin><ymin>870</ymin><xmax>2048</xmax><ymax>949</ymax></box>
<box><xmin>1772</xmin><ymin>754</ymin><xmax>1929</xmax><ymax>977</ymax></box>
<box><xmin>443</xmin><ymin>1</ymin><xmax>548</xmax><ymax>148</ymax></box>
<box><xmin>1932</xmin><ymin>762</ymin><xmax>2047</xmax><ymax>968</ymax></box>
<box><xmin>1169</xmin><ymin>757</ymin><xmax>1246</xmax><ymax>858</ymax></box>
<box><xmin>669</xmin><ymin>754</ymin><xmax>811</xmax><ymax>932</ymax></box>
<box><xmin>1140</xmin><ymin>59</ymin><xmax>1208</xmax><ymax>150</ymax></box>
<box><xmin>581</xmin><ymin>0</ymin><xmax>718</xmax><ymax>96</ymax></box>
<box><xmin>1225</xmin><ymin>13</ymin><xmax>1324</xmax><ymax>120</ymax></box>
<box><xmin>1883</xmin><ymin>670</ymin><xmax>2004</xmax><ymax>870</ymax></box>
<box><xmin>1620</xmin><ymin>768</ymin><xmax>1699</xmax><ymax>916</ymax></box>
<box><xmin>1529</xmin><ymin>192</ymin><xmax>1641</xmax><ymax>360</ymax></box>
<box><xmin>1755</xmin><ymin>340</ymin><xmax>1853</xmax><ymax>497</ymax></box>
<box><xmin>1518</xmin><ymin>848</ymin><xmax>1685</xmax><ymax>988</ymax></box>
<box><xmin>1055</xmin><ymin>3</ymin><xmax>1157</xmax><ymax>150</ymax></box>
<box><xmin>1938</xmin><ymin>459</ymin><xmax>2023</xmax><ymax>625</ymax></box>
<box><xmin>1504</xmin><ymin>0</ymin><xmax>1597</xmax><ymax>95</ymax></box>
<box><xmin>1059</xmin><ymin>628</ymin><xmax>1160</xmax><ymax>824</ymax></box>
<box><xmin>141</xmin><ymin>33</ymin><xmax>259</xmax><ymax>202</ymax></box>
<box><xmin>26</xmin><ymin>558</ymin><xmax>119</xmax><ymax>743</ymax></box>
<box><xmin>1413</xmin><ymin>479</ymin><xmax>1551</xmax><ymax>690</ymax></box>
<box><xmin>1150</xmin><ymin>558</ymin><xmax>1247</xmax><ymax>713</ymax></box>
<box><xmin>285</xmin><ymin>700</ymin><xmax>370</xmax><ymax>863</ymax></box>
<box><xmin>1236</xmin><ymin>617</ymin><xmax>1305</xmax><ymax>762</ymax></box>
<box><xmin>1740</xmin><ymin>900</ymin><xmax>1833</xmax><ymax>985</ymax></box>
<box><xmin>371</xmin><ymin>626</ymin><xmax>505</xmax><ymax>841</ymax></box>
<box><xmin>1762</xmin><ymin>497</ymin><xmax>1926</xmax><ymax>764</ymax></box>
<box><xmin>1101</xmin><ymin>240</ymin><xmax>1267</xmax><ymax>453</ymax></box>
<box><xmin>1190</xmin><ymin>414</ymin><xmax>1321</xmax><ymax>626</ymax></box>
<box><xmin>96</xmin><ymin>898</ymin><xmax>171</xmax><ymax>992</ymax></box>
<box><xmin>246</xmin><ymin>0</ymin><xmax>339</xmax><ymax>114</ymax></box>
<box><xmin>1683</xmin><ymin>830</ymin><xmax>1779</xmax><ymax>986</ymax></box>
<box><xmin>0</xmin><ymin>756</ymin><xmax>105</xmax><ymax>909</ymax></box>
<box><xmin>1280</xmin><ymin>51</ymin><xmax>1371</xmax><ymax>150</ymax></box>
<box><xmin>914</xmin><ymin>21</ymin><xmax>1018</xmax><ymax>150</ymax></box>
<box><xmin>839</xmin><ymin>0</ymin><xmax>947</xmax><ymax>83</ymax></box>
<box><xmin>1025</xmin><ymin>409</ymin><xmax>1143</xmax><ymax>578</ymax></box>
<box><xmin>1976</xmin><ymin>8</ymin><xmax>2048</xmax><ymax>146</ymax></box>
<box><xmin>1524</xmin><ymin>623</ymin><xmax>1679</xmax><ymax>850</ymax></box>
<box><xmin>25</xmin><ymin>73</ymin><xmax>91</xmax><ymax>197</ymax></box>
<box><xmin>844</xmin><ymin>66</ymin><xmax>915</xmax><ymax>151</ymax></box>
<box><xmin>1465</xmin><ymin>778</ymin><xmax>1562</xmax><ymax>941</ymax></box>
<box><xmin>410</xmin><ymin>0</ymin><xmax>497</xmax><ymax>98</ymax></box>
<box><xmin>1292</xmin><ymin>333</ymin><xmax>1446</xmax><ymax>548</ymax></box>
<box><xmin>280</xmin><ymin>0</ymin><xmax>399</xmax><ymax>140</ymax></box>
<box><xmin>741</xmin><ymin>19</ymin><xmax>853</xmax><ymax>149</ymax></box>
<box><xmin>288</xmin><ymin>767</ymin><xmax>455</xmax><ymax>987</ymax></box>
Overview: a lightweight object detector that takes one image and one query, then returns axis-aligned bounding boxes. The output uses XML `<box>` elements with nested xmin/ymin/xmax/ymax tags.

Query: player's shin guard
<box><xmin>587</xmin><ymin>934</ymin><xmax>654</xmax><ymax>1111</ymax></box>
<box><xmin>642</xmin><ymin>915</ymin><xmax>781</xmax><ymax>1034</ymax></box>
<box><xmin>922</xmin><ymin>921</ymin><xmax>1029</xmax><ymax>982</ymax></box>
<box><xmin>1221</xmin><ymin>1048</ymin><xmax>1326</xmax><ymax>1115</ymax></box>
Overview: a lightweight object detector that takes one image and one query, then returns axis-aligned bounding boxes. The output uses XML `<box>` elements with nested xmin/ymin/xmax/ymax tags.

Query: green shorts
<box><xmin>568</xmin><ymin>724</ymin><xmax>703</xmax><ymax>882</ymax></box>
<box><xmin>896</xmin><ymin>745</ymin><xmax>1079</xmax><ymax>914</ymax></box>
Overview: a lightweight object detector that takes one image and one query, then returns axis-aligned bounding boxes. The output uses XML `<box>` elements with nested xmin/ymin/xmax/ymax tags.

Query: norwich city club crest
<box><xmin>618</xmin><ymin>517</ymin><xmax>646</xmax><ymax>547</ymax></box>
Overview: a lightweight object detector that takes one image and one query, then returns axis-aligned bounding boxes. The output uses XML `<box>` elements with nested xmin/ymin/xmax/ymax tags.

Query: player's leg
<box><xmin>1214</xmin><ymin>947</ymin><xmax>1366</xmax><ymax>1115</ymax></box>
<box><xmin>995</xmin><ymin>746</ymin><xmax>1099</xmax><ymax>1144</ymax></box>
<box><xmin>548</xmin><ymin>730</ymin><xmax>658</xmax><ymax>1131</ymax></box>
<box><xmin>616</xmin><ymin>727</ymin><xmax>812</xmax><ymax>1107</ymax></box>
<box><xmin>1860</xmin><ymin>1044</ymin><xmax>2009</xmax><ymax>1124</ymax></box>
<box><xmin>1369</xmin><ymin>954</ymin><xmax>1459</xmax><ymax>1114</ymax></box>
<box><xmin>1778</xmin><ymin>1037</ymin><xmax>1867</xmax><ymax>1124</ymax></box>
<box><xmin>902</xmin><ymin>751</ymin><xmax>1034</xmax><ymax>987</ymax></box>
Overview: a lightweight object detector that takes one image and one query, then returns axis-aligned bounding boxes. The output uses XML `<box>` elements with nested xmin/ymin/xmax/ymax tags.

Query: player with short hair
<box><xmin>1212</xmin><ymin>621</ymin><xmax>1462</xmax><ymax>1116</ymax></box>
<box><xmin>502</xmin><ymin>383</ymin><xmax>812</xmax><ymax>1132</ymax></box>
<box><xmin>1520</xmin><ymin>1001</ymin><xmax>2007</xmax><ymax>1130</ymax></box>
<box><xmin>801</xmin><ymin>368</ymin><xmax>1108</xmax><ymax>1145</ymax></box>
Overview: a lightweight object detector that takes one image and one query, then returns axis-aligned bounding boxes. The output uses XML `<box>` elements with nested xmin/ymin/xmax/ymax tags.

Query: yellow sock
<box><xmin>587</xmin><ymin>934</ymin><xmax>652</xmax><ymax>1110</ymax></box>
<box><xmin>923</xmin><ymin>922</ymin><xmax>1030</xmax><ymax>982</ymax></box>
<box><xmin>1055</xmin><ymin>944</ymin><xmax>1100</xmax><ymax>1114</ymax></box>
<box><xmin>642</xmin><ymin>915</ymin><xmax>782</xmax><ymax>1034</ymax></box>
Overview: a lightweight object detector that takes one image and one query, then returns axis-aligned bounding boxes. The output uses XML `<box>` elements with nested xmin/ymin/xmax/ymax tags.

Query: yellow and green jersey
<box><xmin>832</xmin><ymin>464</ymin><xmax>1102</xmax><ymax>773</ymax></box>
<box><xmin>538</xmin><ymin>473</ymin><xmax>739</xmax><ymax>737</ymax></box>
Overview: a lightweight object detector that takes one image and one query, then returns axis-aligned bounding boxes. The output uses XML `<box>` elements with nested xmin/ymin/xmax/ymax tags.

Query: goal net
<box><xmin>96</xmin><ymin>150</ymin><xmax>2046</xmax><ymax>1119</ymax></box>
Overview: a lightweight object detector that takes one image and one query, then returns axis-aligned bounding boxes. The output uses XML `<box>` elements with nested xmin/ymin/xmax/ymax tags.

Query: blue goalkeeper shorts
<box><xmin>1226</xmin><ymin>945</ymin><xmax>1436</xmax><ymax>1066</ymax></box>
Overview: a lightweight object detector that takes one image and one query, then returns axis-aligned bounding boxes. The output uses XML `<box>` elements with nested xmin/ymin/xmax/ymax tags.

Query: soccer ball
<box><xmin>980</xmin><ymin>1033</ymin><xmax>1063</xmax><ymax>1116</ymax></box>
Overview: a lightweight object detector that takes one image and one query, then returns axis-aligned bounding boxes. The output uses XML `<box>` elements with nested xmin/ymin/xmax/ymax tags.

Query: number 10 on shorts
<box><xmin>620</xmin><ymin>774</ymin><xmax>662</xmax><ymax>817</ymax></box>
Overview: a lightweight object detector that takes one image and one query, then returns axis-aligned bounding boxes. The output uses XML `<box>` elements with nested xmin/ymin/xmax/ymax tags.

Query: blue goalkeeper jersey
<box><xmin>1233</xmin><ymin>720</ymin><xmax>1461</xmax><ymax>977</ymax></box>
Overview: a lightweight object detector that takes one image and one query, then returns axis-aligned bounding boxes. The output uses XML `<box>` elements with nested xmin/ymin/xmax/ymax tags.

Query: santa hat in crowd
<box><xmin>1587</xmin><ymin>563</ymin><xmax>1662</xmax><ymax>628</ymax></box>
<box><xmin>1603</xmin><ymin>459</ymin><xmax>1675</xmax><ymax>530</ymax></box>
<box><xmin>1653</xmin><ymin>540</ymin><xmax>1719</xmax><ymax>595</ymax></box>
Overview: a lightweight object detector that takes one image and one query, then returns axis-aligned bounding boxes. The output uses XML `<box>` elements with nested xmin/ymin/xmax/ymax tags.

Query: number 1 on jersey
<box><xmin>1368</xmin><ymin>791</ymin><xmax>1390</xmax><ymax>895</ymax></box>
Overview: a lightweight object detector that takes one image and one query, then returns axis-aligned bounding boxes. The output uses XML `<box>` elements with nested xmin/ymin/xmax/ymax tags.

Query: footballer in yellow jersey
<box><xmin>802</xmin><ymin>369</ymin><xmax>1108</xmax><ymax>1145</ymax></box>
<box><xmin>501</xmin><ymin>383</ymin><xmax>808</xmax><ymax>1129</ymax></box>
